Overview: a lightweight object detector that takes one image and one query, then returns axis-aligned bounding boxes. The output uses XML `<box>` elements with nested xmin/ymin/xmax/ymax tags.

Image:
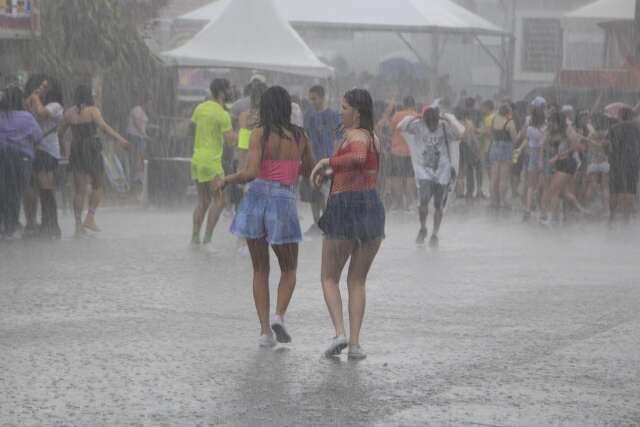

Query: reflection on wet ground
<box><xmin>1</xmin><ymin>208</ymin><xmax>639</xmax><ymax>426</ymax></box>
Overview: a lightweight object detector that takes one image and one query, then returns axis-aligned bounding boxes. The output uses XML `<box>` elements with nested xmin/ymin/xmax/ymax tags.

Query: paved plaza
<box><xmin>1</xmin><ymin>208</ymin><xmax>639</xmax><ymax>426</ymax></box>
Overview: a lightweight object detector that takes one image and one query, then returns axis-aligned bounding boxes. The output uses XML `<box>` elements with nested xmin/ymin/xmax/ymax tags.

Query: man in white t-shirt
<box><xmin>399</xmin><ymin>106</ymin><xmax>463</xmax><ymax>247</ymax></box>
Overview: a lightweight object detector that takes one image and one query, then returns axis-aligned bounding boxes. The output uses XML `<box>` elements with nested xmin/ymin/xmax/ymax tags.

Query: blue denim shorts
<box><xmin>318</xmin><ymin>189</ymin><xmax>385</xmax><ymax>242</ymax></box>
<box><xmin>489</xmin><ymin>140</ymin><xmax>513</xmax><ymax>163</ymax></box>
<box><xmin>230</xmin><ymin>179</ymin><xmax>302</xmax><ymax>245</ymax></box>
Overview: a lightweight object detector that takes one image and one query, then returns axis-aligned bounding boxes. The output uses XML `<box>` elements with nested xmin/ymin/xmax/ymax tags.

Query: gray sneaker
<box><xmin>271</xmin><ymin>315</ymin><xmax>291</xmax><ymax>343</ymax></box>
<box><xmin>348</xmin><ymin>344</ymin><xmax>367</xmax><ymax>360</ymax></box>
<box><xmin>324</xmin><ymin>335</ymin><xmax>348</xmax><ymax>357</ymax></box>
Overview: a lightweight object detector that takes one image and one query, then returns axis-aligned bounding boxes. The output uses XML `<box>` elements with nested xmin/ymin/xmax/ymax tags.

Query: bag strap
<box><xmin>442</xmin><ymin>123</ymin><xmax>451</xmax><ymax>161</ymax></box>
<box><xmin>38</xmin><ymin>126</ymin><xmax>58</xmax><ymax>144</ymax></box>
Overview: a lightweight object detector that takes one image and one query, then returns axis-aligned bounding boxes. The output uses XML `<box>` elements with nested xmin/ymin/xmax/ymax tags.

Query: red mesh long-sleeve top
<box><xmin>329</xmin><ymin>129</ymin><xmax>379</xmax><ymax>194</ymax></box>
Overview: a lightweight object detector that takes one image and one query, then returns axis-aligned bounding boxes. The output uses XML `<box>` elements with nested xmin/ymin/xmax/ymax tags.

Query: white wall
<box><xmin>468</xmin><ymin>0</ymin><xmax>605</xmax><ymax>98</ymax></box>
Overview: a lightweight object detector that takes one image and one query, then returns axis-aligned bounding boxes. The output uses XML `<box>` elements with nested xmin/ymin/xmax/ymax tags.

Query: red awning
<box><xmin>556</xmin><ymin>67</ymin><xmax>640</xmax><ymax>91</ymax></box>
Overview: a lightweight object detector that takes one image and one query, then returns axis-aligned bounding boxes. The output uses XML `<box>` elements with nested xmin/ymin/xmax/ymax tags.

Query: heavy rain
<box><xmin>1</xmin><ymin>0</ymin><xmax>640</xmax><ymax>425</ymax></box>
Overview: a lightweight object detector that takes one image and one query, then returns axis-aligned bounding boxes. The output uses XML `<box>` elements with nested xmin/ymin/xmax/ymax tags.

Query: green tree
<box><xmin>27</xmin><ymin>0</ymin><xmax>173</xmax><ymax>125</ymax></box>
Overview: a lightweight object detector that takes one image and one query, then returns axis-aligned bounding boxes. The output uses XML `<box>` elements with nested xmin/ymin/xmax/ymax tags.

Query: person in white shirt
<box><xmin>24</xmin><ymin>75</ymin><xmax>65</xmax><ymax>239</ymax></box>
<box><xmin>399</xmin><ymin>106</ymin><xmax>463</xmax><ymax>247</ymax></box>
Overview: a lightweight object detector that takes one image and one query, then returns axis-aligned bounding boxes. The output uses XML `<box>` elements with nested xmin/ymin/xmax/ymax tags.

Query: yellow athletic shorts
<box><xmin>191</xmin><ymin>158</ymin><xmax>224</xmax><ymax>183</ymax></box>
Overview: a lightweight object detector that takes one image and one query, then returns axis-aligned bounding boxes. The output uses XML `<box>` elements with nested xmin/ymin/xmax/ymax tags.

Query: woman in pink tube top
<box><xmin>216</xmin><ymin>86</ymin><xmax>316</xmax><ymax>349</ymax></box>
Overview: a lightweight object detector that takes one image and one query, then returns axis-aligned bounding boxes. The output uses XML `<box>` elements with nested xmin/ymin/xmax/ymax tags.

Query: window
<box><xmin>521</xmin><ymin>18</ymin><xmax>563</xmax><ymax>73</ymax></box>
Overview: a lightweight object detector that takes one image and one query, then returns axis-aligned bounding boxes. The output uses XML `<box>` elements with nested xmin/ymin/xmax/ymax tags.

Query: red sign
<box><xmin>0</xmin><ymin>0</ymin><xmax>40</xmax><ymax>39</ymax></box>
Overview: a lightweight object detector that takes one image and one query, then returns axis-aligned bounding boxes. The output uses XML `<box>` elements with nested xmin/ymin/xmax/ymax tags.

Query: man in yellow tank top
<box><xmin>191</xmin><ymin>79</ymin><xmax>235</xmax><ymax>244</ymax></box>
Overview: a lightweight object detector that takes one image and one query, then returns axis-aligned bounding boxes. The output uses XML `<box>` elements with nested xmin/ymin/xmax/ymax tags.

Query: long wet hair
<box><xmin>24</xmin><ymin>74</ymin><xmax>47</xmax><ymax>97</ymax></box>
<box><xmin>23</xmin><ymin>74</ymin><xmax>64</xmax><ymax>107</ymax></box>
<box><xmin>44</xmin><ymin>77</ymin><xmax>63</xmax><ymax>106</ymax></box>
<box><xmin>0</xmin><ymin>86</ymin><xmax>25</xmax><ymax>115</ymax></box>
<box><xmin>74</xmin><ymin>84</ymin><xmax>94</xmax><ymax>111</ymax></box>
<box><xmin>549</xmin><ymin>111</ymin><xmax>567</xmax><ymax>136</ymax></box>
<box><xmin>344</xmin><ymin>88</ymin><xmax>374</xmax><ymax>137</ymax></box>
<box><xmin>530</xmin><ymin>107</ymin><xmax>545</xmax><ymax>128</ymax></box>
<box><xmin>259</xmin><ymin>85</ymin><xmax>303</xmax><ymax>143</ymax></box>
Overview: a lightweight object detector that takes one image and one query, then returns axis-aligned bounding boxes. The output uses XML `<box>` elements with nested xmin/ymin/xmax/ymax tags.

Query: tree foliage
<box><xmin>26</xmin><ymin>0</ymin><xmax>174</xmax><ymax>125</ymax></box>
<box><xmin>32</xmin><ymin>1</ymin><xmax>159</xmax><ymax>79</ymax></box>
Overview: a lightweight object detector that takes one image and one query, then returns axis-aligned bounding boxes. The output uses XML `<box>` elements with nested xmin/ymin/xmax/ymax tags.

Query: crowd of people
<box><xmin>182</xmin><ymin>76</ymin><xmax>639</xmax><ymax>356</ymax></box>
<box><xmin>374</xmin><ymin>94</ymin><xmax>640</xmax><ymax>237</ymax></box>
<box><xmin>0</xmin><ymin>75</ymin><xmax>131</xmax><ymax>240</ymax></box>
<box><xmin>2</xmin><ymin>73</ymin><xmax>640</xmax><ymax>357</ymax></box>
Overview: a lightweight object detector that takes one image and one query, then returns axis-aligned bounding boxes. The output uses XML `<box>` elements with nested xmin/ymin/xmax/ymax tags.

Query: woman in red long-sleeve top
<box><xmin>311</xmin><ymin>89</ymin><xmax>385</xmax><ymax>360</ymax></box>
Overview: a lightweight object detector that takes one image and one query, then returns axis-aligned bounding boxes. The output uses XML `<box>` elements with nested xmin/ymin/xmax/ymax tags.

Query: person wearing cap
<box><xmin>531</xmin><ymin>96</ymin><xmax>546</xmax><ymax>110</ymax></box>
<box><xmin>230</xmin><ymin>74</ymin><xmax>267</xmax><ymax>123</ymax></box>
<box><xmin>399</xmin><ymin>105</ymin><xmax>463</xmax><ymax>247</ymax></box>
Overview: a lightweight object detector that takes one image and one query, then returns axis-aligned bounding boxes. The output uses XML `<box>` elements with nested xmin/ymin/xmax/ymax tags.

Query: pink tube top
<box><xmin>257</xmin><ymin>160</ymin><xmax>301</xmax><ymax>186</ymax></box>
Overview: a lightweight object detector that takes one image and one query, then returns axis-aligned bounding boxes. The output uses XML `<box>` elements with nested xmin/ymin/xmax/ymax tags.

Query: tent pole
<box><xmin>474</xmin><ymin>34</ymin><xmax>506</xmax><ymax>73</ymax></box>
<box><xmin>635</xmin><ymin>0</ymin><xmax>640</xmax><ymax>64</ymax></box>
<box><xmin>430</xmin><ymin>31</ymin><xmax>440</xmax><ymax>100</ymax></box>
<box><xmin>395</xmin><ymin>32</ymin><xmax>433</xmax><ymax>72</ymax></box>
<box><xmin>505</xmin><ymin>0</ymin><xmax>516</xmax><ymax>97</ymax></box>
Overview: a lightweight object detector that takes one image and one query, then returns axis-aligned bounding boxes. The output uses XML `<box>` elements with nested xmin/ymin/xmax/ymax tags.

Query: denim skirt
<box><xmin>489</xmin><ymin>140</ymin><xmax>513</xmax><ymax>163</ymax></box>
<box><xmin>318</xmin><ymin>189</ymin><xmax>385</xmax><ymax>242</ymax></box>
<box><xmin>230</xmin><ymin>179</ymin><xmax>302</xmax><ymax>245</ymax></box>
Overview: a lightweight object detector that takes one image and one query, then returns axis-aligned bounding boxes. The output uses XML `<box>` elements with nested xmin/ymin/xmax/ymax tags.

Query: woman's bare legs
<box><xmin>87</xmin><ymin>175</ymin><xmax>103</xmax><ymax>215</ymax></box>
<box><xmin>602</xmin><ymin>174</ymin><xmax>610</xmax><ymax>216</ymax></box>
<box><xmin>73</xmin><ymin>173</ymin><xmax>89</xmax><ymax>233</ymax></box>
<box><xmin>525</xmin><ymin>169</ymin><xmax>539</xmax><ymax>214</ymax></box>
<box><xmin>203</xmin><ymin>178</ymin><xmax>225</xmax><ymax>243</ymax></box>
<box><xmin>346</xmin><ymin>239</ymin><xmax>382</xmax><ymax>346</ymax></box>
<box><xmin>321</xmin><ymin>239</ymin><xmax>355</xmax><ymax>337</ymax></box>
<box><xmin>192</xmin><ymin>182</ymin><xmax>212</xmax><ymax>243</ymax></box>
<box><xmin>272</xmin><ymin>243</ymin><xmax>299</xmax><ymax>317</ymax></box>
<box><xmin>490</xmin><ymin>162</ymin><xmax>500</xmax><ymax>208</ymax></box>
<box><xmin>499</xmin><ymin>161</ymin><xmax>512</xmax><ymax>207</ymax></box>
<box><xmin>247</xmin><ymin>238</ymin><xmax>271</xmax><ymax>336</ymax></box>
<box><xmin>545</xmin><ymin>172</ymin><xmax>572</xmax><ymax>220</ymax></box>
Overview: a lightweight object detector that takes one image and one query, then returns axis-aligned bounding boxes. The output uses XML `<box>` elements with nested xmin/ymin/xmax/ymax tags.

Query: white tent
<box><xmin>565</xmin><ymin>0</ymin><xmax>633</xmax><ymax>23</ymax></box>
<box><xmin>162</xmin><ymin>0</ymin><xmax>333</xmax><ymax>78</ymax></box>
<box><xmin>182</xmin><ymin>0</ymin><xmax>504</xmax><ymax>35</ymax></box>
<box><xmin>565</xmin><ymin>0</ymin><xmax>635</xmax><ymax>68</ymax></box>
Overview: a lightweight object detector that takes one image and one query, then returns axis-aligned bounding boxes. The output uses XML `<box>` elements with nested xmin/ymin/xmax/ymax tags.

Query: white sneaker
<box><xmin>271</xmin><ymin>315</ymin><xmax>291</xmax><ymax>343</ymax></box>
<box><xmin>538</xmin><ymin>216</ymin><xmax>553</xmax><ymax>228</ymax></box>
<box><xmin>348</xmin><ymin>344</ymin><xmax>367</xmax><ymax>360</ymax></box>
<box><xmin>324</xmin><ymin>335</ymin><xmax>348</xmax><ymax>357</ymax></box>
<box><xmin>258</xmin><ymin>334</ymin><xmax>277</xmax><ymax>348</ymax></box>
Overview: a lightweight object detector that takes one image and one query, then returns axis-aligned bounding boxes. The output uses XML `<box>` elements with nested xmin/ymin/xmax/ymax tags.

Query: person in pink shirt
<box><xmin>216</xmin><ymin>86</ymin><xmax>316</xmax><ymax>349</ymax></box>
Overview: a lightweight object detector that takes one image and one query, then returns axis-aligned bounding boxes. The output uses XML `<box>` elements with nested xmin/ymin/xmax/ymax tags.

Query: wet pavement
<box><xmin>1</xmin><ymin>206</ymin><xmax>640</xmax><ymax>426</ymax></box>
